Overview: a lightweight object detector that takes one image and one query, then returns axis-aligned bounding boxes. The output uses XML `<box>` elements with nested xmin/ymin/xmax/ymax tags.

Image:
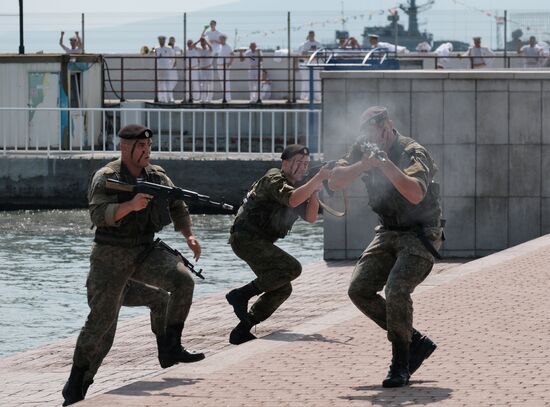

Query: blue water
<box><xmin>0</xmin><ymin>210</ymin><xmax>323</xmax><ymax>356</ymax></box>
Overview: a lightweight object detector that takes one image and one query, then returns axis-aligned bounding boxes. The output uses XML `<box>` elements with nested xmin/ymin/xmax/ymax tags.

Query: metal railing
<box><xmin>103</xmin><ymin>54</ymin><xmax>324</xmax><ymax>104</ymax></box>
<box><xmin>102</xmin><ymin>52</ymin><xmax>550</xmax><ymax>104</ymax></box>
<box><xmin>0</xmin><ymin>107</ymin><xmax>322</xmax><ymax>158</ymax></box>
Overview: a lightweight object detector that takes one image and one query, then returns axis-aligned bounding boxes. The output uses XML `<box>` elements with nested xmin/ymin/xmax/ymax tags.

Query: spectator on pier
<box><xmin>186</xmin><ymin>39</ymin><xmax>201</xmax><ymax>102</ymax></box>
<box><xmin>168</xmin><ymin>36</ymin><xmax>183</xmax><ymax>56</ymax></box>
<box><xmin>368</xmin><ymin>33</ymin><xmax>408</xmax><ymax>53</ymax></box>
<box><xmin>140</xmin><ymin>45</ymin><xmax>151</xmax><ymax>55</ymax></box>
<box><xmin>154</xmin><ymin>35</ymin><xmax>177</xmax><ymax>103</ymax></box>
<box><xmin>461</xmin><ymin>36</ymin><xmax>495</xmax><ymax>69</ymax></box>
<box><xmin>198</xmin><ymin>37</ymin><xmax>214</xmax><ymax>103</ymax></box>
<box><xmin>260</xmin><ymin>69</ymin><xmax>272</xmax><ymax>100</ymax></box>
<box><xmin>434</xmin><ymin>42</ymin><xmax>453</xmax><ymax>69</ymax></box>
<box><xmin>298</xmin><ymin>31</ymin><xmax>322</xmax><ymax>102</ymax></box>
<box><xmin>202</xmin><ymin>20</ymin><xmax>224</xmax><ymax>55</ymax></box>
<box><xmin>216</xmin><ymin>34</ymin><xmax>234</xmax><ymax>102</ymax></box>
<box><xmin>59</xmin><ymin>31</ymin><xmax>83</xmax><ymax>54</ymax></box>
<box><xmin>240</xmin><ymin>42</ymin><xmax>263</xmax><ymax>102</ymax></box>
<box><xmin>347</xmin><ymin>37</ymin><xmax>362</xmax><ymax>49</ymax></box>
<box><xmin>517</xmin><ymin>36</ymin><xmax>544</xmax><ymax>68</ymax></box>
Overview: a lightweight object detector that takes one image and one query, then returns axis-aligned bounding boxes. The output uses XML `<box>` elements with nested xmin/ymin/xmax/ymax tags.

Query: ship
<box><xmin>360</xmin><ymin>0</ymin><xmax>470</xmax><ymax>52</ymax></box>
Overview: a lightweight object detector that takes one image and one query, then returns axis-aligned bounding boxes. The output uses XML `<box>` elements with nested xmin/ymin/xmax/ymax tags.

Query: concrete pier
<box><xmin>2</xmin><ymin>234</ymin><xmax>550</xmax><ymax>406</ymax></box>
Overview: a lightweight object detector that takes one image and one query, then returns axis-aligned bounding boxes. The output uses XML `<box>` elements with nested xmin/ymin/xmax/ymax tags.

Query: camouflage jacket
<box><xmin>232</xmin><ymin>168</ymin><xmax>307</xmax><ymax>242</ymax></box>
<box><xmin>88</xmin><ymin>158</ymin><xmax>190</xmax><ymax>247</ymax></box>
<box><xmin>344</xmin><ymin>132</ymin><xmax>442</xmax><ymax>229</ymax></box>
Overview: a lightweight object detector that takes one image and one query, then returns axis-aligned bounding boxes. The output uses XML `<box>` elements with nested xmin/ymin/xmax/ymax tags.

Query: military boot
<box><xmin>157</xmin><ymin>323</ymin><xmax>205</xmax><ymax>368</ymax></box>
<box><xmin>82</xmin><ymin>378</ymin><xmax>94</xmax><ymax>398</ymax></box>
<box><xmin>226</xmin><ymin>281</ymin><xmax>262</xmax><ymax>324</ymax></box>
<box><xmin>62</xmin><ymin>365</ymin><xmax>87</xmax><ymax>406</ymax></box>
<box><xmin>409</xmin><ymin>330</ymin><xmax>437</xmax><ymax>375</ymax></box>
<box><xmin>382</xmin><ymin>342</ymin><xmax>410</xmax><ymax>388</ymax></box>
<box><xmin>229</xmin><ymin>318</ymin><xmax>257</xmax><ymax>345</ymax></box>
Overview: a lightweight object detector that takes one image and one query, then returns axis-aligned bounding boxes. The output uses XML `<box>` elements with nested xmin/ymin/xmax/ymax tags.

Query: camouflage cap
<box><xmin>281</xmin><ymin>144</ymin><xmax>310</xmax><ymax>160</ymax></box>
<box><xmin>360</xmin><ymin>106</ymin><xmax>389</xmax><ymax>132</ymax></box>
<box><xmin>118</xmin><ymin>124</ymin><xmax>153</xmax><ymax>140</ymax></box>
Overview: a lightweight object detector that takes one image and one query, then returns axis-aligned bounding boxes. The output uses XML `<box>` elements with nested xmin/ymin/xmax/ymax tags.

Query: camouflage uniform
<box><xmin>345</xmin><ymin>132</ymin><xmax>443</xmax><ymax>345</ymax></box>
<box><xmin>229</xmin><ymin>168</ymin><xmax>306</xmax><ymax>323</ymax></box>
<box><xmin>73</xmin><ymin>158</ymin><xmax>195</xmax><ymax>380</ymax></box>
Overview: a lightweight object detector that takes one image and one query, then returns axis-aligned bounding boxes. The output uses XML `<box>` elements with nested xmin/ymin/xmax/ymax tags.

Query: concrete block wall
<box><xmin>321</xmin><ymin>70</ymin><xmax>550</xmax><ymax>259</ymax></box>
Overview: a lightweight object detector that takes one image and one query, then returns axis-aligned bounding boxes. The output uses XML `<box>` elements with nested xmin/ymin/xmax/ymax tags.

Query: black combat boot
<box><xmin>382</xmin><ymin>342</ymin><xmax>410</xmax><ymax>388</ymax></box>
<box><xmin>157</xmin><ymin>323</ymin><xmax>205</xmax><ymax>368</ymax></box>
<box><xmin>409</xmin><ymin>330</ymin><xmax>437</xmax><ymax>375</ymax></box>
<box><xmin>229</xmin><ymin>318</ymin><xmax>257</xmax><ymax>345</ymax></box>
<box><xmin>62</xmin><ymin>365</ymin><xmax>87</xmax><ymax>406</ymax></box>
<box><xmin>226</xmin><ymin>281</ymin><xmax>262</xmax><ymax>324</ymax></box>
<box><xmin>82</xmin><ymin>378</ymin><xmax>94</xmax><ymax>398</ymax></box>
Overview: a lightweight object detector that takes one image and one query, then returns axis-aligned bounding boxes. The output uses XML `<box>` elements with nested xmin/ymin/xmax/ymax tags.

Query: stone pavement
<box><xmin>2</xmin><ymin>235</ymin><xmax>550</xmax><ymax>406</ymax></box>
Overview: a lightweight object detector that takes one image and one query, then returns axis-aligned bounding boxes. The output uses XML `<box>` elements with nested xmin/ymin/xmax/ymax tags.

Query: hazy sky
<box><xmin>3</xmin><ymin>0</ymin><xmax>549</xmax><ymax>13</ymax></box>
<box><xmin>2</xmin><ymin>0</ymin><xmax>549</xmax><ymax>53</ymax></box>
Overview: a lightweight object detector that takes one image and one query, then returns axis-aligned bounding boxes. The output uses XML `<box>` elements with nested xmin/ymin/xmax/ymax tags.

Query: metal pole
<box><xmin>256</xmin><ymin>55</ymin><xmax>262</xmax><ymax>104</ymax></box>
<box><xmin>287</xmin><ymin>11</ymin><xmax>291</xmax><ymax>104</ymax></box>
<box><xmin>222</xmin><ymin>59</ymin><xmax>227</xmax><ymax>103</ymax></box>
<box><xmin>154</xmin><ymin>56</ymin><xmax>159</xmax><ymax>103</ymax></box>
<box><xmin>394</xmin><ymin>12</ymin><xmax>398</xmax><ymax>57</ymax></box>
<box><xmin>120</xmin><ymin>57</ymin><xmax>125</xmax><ymax>102</ymax></box>
<box><xmin>504</xmin><ymin>10</ymin><xmax>508</xmax><ymax>68</ymax></box>
<box><xmin>18</xmin><ymin>0</ymin><xmax>25</xmax><ymax>54</ymax></box>
<box><xmin>183</xmin><ymin>12</ymin><xmax>187</xmax><ymax>102</ymax></box>
<box><xmin>81</xmin><ymin>13</ymin><xmax>85</xmax><ymax>53</ymax></box>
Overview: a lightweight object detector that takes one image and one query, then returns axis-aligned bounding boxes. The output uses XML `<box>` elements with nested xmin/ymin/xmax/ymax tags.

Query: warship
<box><xmin>360</xmin><ymin>0</ymin><xmax>469</xmax><ymax>51</ymax></box>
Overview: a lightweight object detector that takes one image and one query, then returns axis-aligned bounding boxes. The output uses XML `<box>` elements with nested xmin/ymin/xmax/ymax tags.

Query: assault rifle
<box><xmin>360</xmin><ymin>142</ymin><xmax>387</xmax><ymax>162</ymax></box>
<box><xmin>135</xmin><ymin>238</ymin><xmax>205</xmax><ymax>279</ymax></box>
<box><xmin>105</xmin><ymin>179</ymin><xmax>234</xmax><ymax>213</ymax></box>
<box><xmin>300</xmin><ymin>160</ymin><xmax>348</xmax><ymax>217</ymax></box>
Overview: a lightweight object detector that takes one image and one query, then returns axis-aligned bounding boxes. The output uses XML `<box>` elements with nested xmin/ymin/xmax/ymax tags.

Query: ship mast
<box><xmin>399</xmin><ymin>0</ymin><xmax>434</xmax><ymax>37</ymax></box>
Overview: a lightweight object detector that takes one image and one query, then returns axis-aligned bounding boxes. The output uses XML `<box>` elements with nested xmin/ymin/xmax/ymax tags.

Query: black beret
<box><xmin>118</xmin><ymin>124</ymin><xmax>153</xmax><ymax>140</ymax></box>
<box><xmin>281</xmin><ymin>144</ymin><xmax>310</xmax><ymax>160</ymax></box>
<box><xmin>360</xmin><ymin>106</ymin><xmax>388</xmax><ymax>132</ymax></box>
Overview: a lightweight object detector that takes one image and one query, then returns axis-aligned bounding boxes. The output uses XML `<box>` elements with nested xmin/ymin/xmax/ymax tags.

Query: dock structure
<box><xmin>2</xmin><ymin>234</ymin><xmax>550</xmax><ymax>406</ymax></box>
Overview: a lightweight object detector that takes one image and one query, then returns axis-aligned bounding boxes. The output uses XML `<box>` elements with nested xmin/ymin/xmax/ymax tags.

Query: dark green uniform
<box><xmin>229</xmin><ymin>168</ymin><xmax>307</xmax><ymax>323</ymax></box>
<box><xmin>345</xmin><ymin>132</ymin><xmax>443</xmax><ymax>345</ymax></box>
<box><xmin>74</xmin><ymin>158</ymin><xmax>194</xmax><ymax>382</ymax></box>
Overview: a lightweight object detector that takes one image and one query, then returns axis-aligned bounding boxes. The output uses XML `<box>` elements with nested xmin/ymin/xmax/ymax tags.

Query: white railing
<box><xmin>0</xmin><ymin>107</ymin><xmax>322</xmax><ymax>159</ymax></box>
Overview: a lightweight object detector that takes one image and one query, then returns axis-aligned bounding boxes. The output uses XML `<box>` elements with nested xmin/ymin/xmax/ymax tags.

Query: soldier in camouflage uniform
<box><xmin>62</xmin><ymin>125</ymin><xmax>204</xmax><ymax>406</ymax></box>
<box><xmin>226</xmin><ymin>145</ymin><xmax>332</xmax><ymax>345</ymax></box>
<box><xmin>329</xmin><ymin>107</ymin><xmax>444</xmax><ymax>388</ymax></box>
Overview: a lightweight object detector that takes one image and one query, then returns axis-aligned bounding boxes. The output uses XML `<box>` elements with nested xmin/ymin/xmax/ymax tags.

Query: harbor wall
<box><xmin>321</xmin><ymin>70</ymin><xmax>550</xmax><ymax>258</ymax></box>
<box><xmin>0</xmin><ymin>156</ymin><xmax>280</xmax><ymax>213</ymax></box>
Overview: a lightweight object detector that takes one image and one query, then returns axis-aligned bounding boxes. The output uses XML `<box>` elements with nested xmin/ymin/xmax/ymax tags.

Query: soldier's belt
<box><xmin>94</xmin><ymin>232</ymin><xmax>155</xmax><ymax>248</ymax></box>
<box><xmin>381</xmin><ymin>222</ymin><xmax>444</xmax><ymax>260</ymax></box>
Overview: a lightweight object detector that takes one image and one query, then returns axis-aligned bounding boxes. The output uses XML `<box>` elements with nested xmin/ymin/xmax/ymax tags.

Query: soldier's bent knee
<box><xmin>348</xmin><ymin>282</ymin><xmax>377</xmax><ymax>303</ymax></box>
<box><xmin>288</xmin><ymin>260</ymin><xmax>302</xmax><ymax>280</ymax></box>
<box><xmin>173</xmin><ymin>264</ymin><xmax>195</xmax><ymax>290</ymax></box>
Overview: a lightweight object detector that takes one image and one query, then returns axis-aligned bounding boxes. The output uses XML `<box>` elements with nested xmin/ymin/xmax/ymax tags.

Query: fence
<box><xmin>0</xmin><ymin>107</ymin><xmax>322</xmax><ymax>158</ymax></box>
<box><xmin>103</xmin><ymin>54</ymin><xmax>323</xmax><ymax>103</ymax></box>
<box><xmin>102</xmin><ymin>51</ymin><xmax>550</xmax><ymax>103</ymax></box>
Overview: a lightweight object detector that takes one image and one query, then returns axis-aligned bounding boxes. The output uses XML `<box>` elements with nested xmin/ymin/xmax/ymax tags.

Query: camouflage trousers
<box><xmin>230</xmin><ymin>231</ymin><xmax>302</xmax><ymax>323</ymax></box>
<box><xmin>348</xmin><ymin>226</ymin><xmax>442</xmax><ymax>344</ymax></box>
<box><xmin>73</xmin><ymin>242</ymin><xmax>195</xmax><ymax>381</ymax></box>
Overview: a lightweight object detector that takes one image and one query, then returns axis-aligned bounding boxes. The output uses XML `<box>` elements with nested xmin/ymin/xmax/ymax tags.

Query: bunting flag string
<box><xmin>450</xmin><ymin>0</ymin><xmax>533</xmax><ymax>33</ymax></box>
<box><xmin>235</xmin><ymin>6</ymin><xmax>398</xmax><ymax>44</ymax></box>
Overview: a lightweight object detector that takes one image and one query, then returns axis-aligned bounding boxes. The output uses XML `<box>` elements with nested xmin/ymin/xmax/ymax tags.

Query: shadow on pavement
<box><xmin>263</xmin><ymin>329</ymin><xmax>354</xmax><ymax>345</ymax></box>
<box><xmin>107</xmin><ymin>377</ymin><xmax>203</xmax><ymax>396</ymax></box>
<box><xmin>340</xmin><ymin>383</ymin><xmax>452</xmax><ymax>405</ymax></box>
